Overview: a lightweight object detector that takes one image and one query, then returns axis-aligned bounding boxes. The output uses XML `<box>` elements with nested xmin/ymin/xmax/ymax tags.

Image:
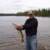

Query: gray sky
<box><xmin>0</xmin><ymin>0</ymin><xmax>50</xmax><ymax>13</ymax></box>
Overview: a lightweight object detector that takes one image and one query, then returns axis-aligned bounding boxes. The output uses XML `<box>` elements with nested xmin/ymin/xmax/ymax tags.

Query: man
<box><xmin>16</xmin><ymin>11</ymin><xmax>38</xmax><ymax>50</ymax></box>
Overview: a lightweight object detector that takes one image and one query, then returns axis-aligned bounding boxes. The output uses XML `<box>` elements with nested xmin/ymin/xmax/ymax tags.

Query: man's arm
<box><xmin>22</xmin><ymin>18</ymin><xmax>38</xmax><ymax>30</ymax></box>
<box><xmin>22</xmin><ymin>22</ymin><xmax>33</xmax><ymax>29</ymax></box>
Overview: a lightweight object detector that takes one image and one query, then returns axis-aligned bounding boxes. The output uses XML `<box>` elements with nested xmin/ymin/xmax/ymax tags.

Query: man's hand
<box><xmin>16</xmin><ymin>24</ymin><xmax>23</xmax><ymax>30</ymax></box>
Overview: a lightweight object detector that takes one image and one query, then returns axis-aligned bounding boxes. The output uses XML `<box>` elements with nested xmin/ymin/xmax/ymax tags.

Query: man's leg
<box><xmin>31</xmin><ymin>35</ymin><xmax>37</xmax><ymax>50</ymax></box>
<box><xmin>26</xmin><ymin>36</ymin><xmax>31</xmax><ymax>50</ymax></box>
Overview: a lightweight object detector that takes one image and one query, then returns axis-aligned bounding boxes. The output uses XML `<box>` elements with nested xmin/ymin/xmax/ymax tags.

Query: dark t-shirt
<box><xmin>23</xmin><ymin>17</ymin><xmax>38</xmax><ymax>36</ymax></box>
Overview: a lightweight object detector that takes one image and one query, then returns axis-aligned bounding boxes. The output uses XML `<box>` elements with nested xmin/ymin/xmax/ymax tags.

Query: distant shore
<box><xmin>0</xmin><ymin>14</ymin><xmax>17</xmax><ymax>16</ymax></box>
<box><xmin>0</xmin><ymin>9</ymin><xmax>50</xmax><ymax>17</ymax></box>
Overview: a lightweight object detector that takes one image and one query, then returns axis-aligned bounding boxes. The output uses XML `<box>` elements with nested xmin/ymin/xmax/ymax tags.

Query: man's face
<box><xmin>28</xmin><ymin>14</ymin><xmax>32</xmax><ymax>18</ymax></box>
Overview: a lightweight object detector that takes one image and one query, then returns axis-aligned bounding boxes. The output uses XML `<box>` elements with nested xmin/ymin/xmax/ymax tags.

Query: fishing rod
<box><xmin>12</xmin><ymin>23</ymin><xmax>24</xmax><ymax>43</ymax></box>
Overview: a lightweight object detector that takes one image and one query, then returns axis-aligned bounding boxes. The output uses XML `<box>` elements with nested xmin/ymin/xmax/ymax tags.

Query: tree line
<box><xmin>16</xmin><ymin>9</ymin><xmax>50</xmax><ymax>17</ymax></box>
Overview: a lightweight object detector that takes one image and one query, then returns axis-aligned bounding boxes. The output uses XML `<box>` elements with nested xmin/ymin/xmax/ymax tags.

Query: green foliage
<box><xmin>16</xmin><ymin>9</ymin><xmax>50</xmax><ymax>17</ymax></box>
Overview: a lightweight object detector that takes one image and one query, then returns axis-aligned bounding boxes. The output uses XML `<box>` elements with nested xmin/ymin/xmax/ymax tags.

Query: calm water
<box><xmin>0</xmin><ymin>16</ymin><xmax>50</xmax><ymax>50</ymax></box>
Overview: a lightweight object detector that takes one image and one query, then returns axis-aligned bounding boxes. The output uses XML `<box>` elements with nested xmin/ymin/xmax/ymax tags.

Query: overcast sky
<box><xmin>0</xmin><ymin>0</ymin><xmax>50</xmax><ymax>13</ymax></box>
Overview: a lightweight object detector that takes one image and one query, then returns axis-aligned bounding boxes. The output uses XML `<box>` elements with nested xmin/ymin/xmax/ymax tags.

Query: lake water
<box><xmin>0</xmin><ymin>16</ymin><xmax>50</xmax><ymax>50</ymax></box>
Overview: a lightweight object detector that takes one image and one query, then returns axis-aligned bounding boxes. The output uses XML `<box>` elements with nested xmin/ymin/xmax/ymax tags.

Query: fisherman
<box><xmin>16</xmin><ymin>11</ymin><xmax>38</xmax><ymax>50</ymax></box>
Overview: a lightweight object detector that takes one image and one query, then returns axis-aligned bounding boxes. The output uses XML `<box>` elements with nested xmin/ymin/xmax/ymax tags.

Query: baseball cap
<box><xmin>28</xmin><ymin>11</ymin><xmax>33</xmax><ymax>15</ymax></box>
